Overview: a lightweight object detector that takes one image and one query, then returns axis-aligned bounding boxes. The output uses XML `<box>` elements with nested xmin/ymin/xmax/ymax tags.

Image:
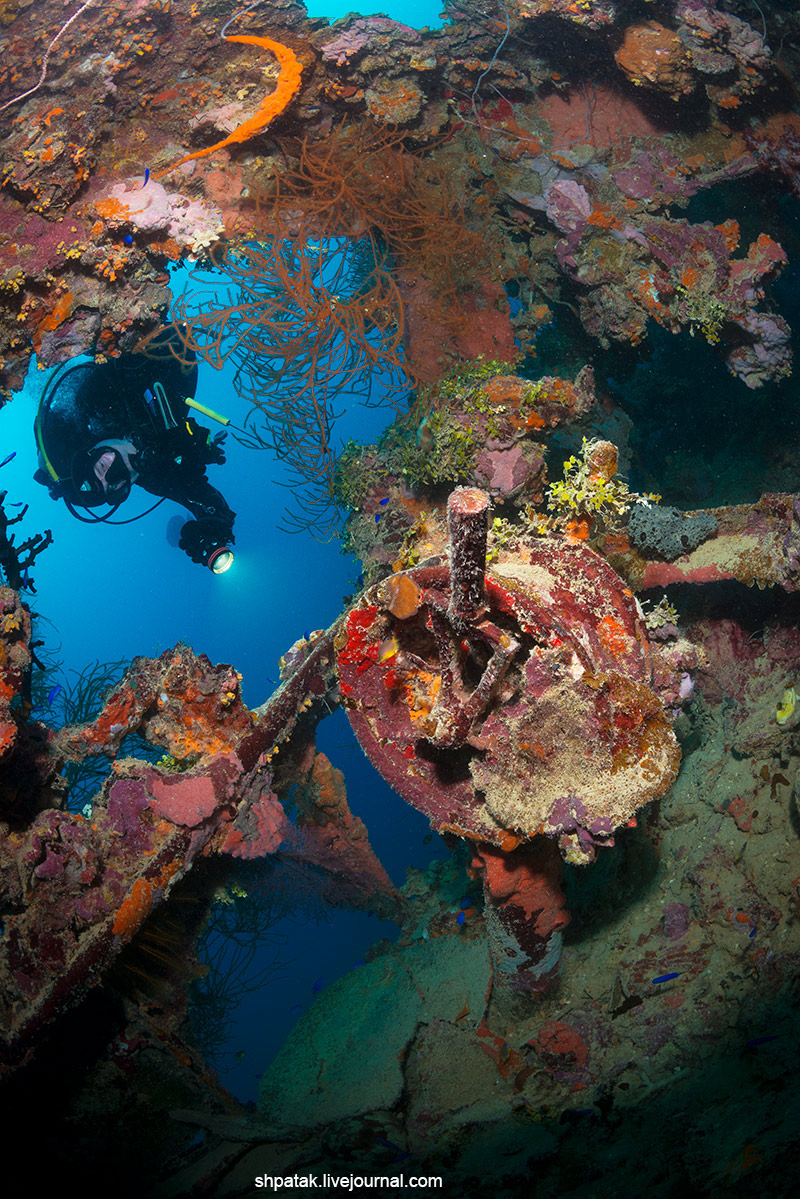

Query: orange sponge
<box><xmin>155</xmin><ymin>34</ymin><xmax>302</xmax><ymax>179</ymax></box>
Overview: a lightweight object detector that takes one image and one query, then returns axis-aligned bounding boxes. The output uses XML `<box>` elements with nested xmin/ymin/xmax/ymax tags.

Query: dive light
<box><xmin>208</xmin><ymin>546</ymin><xmax>235</xmax><ymax>574</ymax></box>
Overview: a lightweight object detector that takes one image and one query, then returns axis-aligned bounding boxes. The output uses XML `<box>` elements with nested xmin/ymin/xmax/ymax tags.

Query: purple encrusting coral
<box><xmin>663</xmin><ymin>902</ymin><xmax>691</xmax><ymax>941</ymax></box>
<box><xmin>107</xmin><ymin>778</ymin><xmax>152</xmax><ymax>851</ymax></box>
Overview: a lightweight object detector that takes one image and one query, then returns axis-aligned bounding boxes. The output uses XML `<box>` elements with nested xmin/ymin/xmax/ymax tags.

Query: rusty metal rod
<box><xmin>447</xmin><ymin>487</ymin><xmax>490</xmax><ymax>624</ymax></box>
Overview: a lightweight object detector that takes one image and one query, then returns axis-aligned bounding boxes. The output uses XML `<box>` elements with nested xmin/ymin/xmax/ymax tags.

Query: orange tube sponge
<box><xmin>154</xmin><ymin>34</ymin><xmax>301</xmax><ymax>179</ymax></box>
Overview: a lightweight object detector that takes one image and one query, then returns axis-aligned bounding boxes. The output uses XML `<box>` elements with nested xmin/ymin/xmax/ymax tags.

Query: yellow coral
<box><xmin>547</xmin><ymin>438</ymin><xmax>660</xmax><ymax>523</ymax></box>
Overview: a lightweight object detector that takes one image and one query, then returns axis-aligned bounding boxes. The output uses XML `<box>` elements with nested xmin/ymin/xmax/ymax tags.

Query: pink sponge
<box><xmin>149</xmin><ymin>774</ymin><xmax>218</xmax><ymax>827</ymax></box>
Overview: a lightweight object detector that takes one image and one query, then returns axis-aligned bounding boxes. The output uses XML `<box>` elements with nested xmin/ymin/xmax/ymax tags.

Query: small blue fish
<box><xmin>460</xmin><ymin>896</ymin><xmax>472</xmax><ymax>909</ymax></box>
<box><xmin>46</xmin><ymin>684</ymin><xmax>63</xmax><ymax>706</ymax></box>
<box><xmin>352</xmin><ymin>960</ymin><xmax>365</xmax><ymax>969</ymax></box>
<box><xmin>375</xmin><ymin>513</ymin><xmax>382</xmax><ymax>523</ymax></box>
<box><xmin>456</xmin><ymin>911</ymin><xmax>465</xmax><ymax>926</ymax></box>
<box><xmin>374</xmin><ymin>1136</ymin><xmax>402</xmax><ymax>1151</ymax></box>
<box><xmin>745</xmin><ymin>1034</ymin><xmax>780</xmax><ymax>1048</ymax></box>
<box><xmin>749</xmin><ymin>925</ymin><xmax>757</xmax><ymax>939</ymax></box>
<box><xmin>0</xmin><ymin>451</ymin><xmax>16</xmax><ymax>468</ymax></box>
<box><xmin>21</xmin><ymin>566</ymin><xmax>30</xmax><ymax>587</ymax></box>
<box><xmin>373</xmin><ymin>1136</ymin><xmax>409</xmax><ymax>1162</ymax></box>
<box><xmin>7</xmin><ymin>501</ymin><xmax>24</xmax><ymax>508</ymax></box>
<box><xmin>651</xmin><ymin>972</ymin><xmax>680</xmax><ymax>985</ymax></box>
<box><xmin>142</xmin><ymin>167</ymin><xmax>150</xmax><ymax>187</ymax></box>
<box><xmin>311</xmin><ymin>976</ymin><xmax>325</xmax><ymax>995</ymax></box>
<box><xmin>379</xmin><ymin>497</ymin><xmax>389</xmax><ymax>505</ymax></box>
<box><xmin>289</xmin><ymin>1003</ymin><xmax>303</xmax><ymax>1015</ymax></box>
<box><xmin>123</xmin><ymin>234</ymin><xmax>133</xmax><ymax>245</ymax></box>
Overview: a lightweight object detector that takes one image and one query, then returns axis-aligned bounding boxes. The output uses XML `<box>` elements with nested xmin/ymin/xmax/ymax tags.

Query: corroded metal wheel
<box><xmin>336</xmin><ymin>488</ymin><xmax>679</xmax><ymax>866</ymax></box>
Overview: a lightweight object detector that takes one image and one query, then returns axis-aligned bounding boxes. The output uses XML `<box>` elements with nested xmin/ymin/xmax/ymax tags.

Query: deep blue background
<box><xmin>306</xmin><ymin>0</ymin><xmax>445</xmax><ymax>28</ymax></box>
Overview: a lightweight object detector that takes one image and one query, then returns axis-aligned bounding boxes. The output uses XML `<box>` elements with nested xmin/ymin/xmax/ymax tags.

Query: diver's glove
<box><xmin>179</xmin><ymin>515</ymin><xmax>234</xmax><ymax>567</ymax></box>
<box><xmin>205</xmin><ymin>430</ymin><xmax>227</xmax><ymax>466</ymax></box>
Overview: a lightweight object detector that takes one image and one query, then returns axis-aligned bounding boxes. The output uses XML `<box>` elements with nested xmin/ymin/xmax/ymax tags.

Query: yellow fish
<box><xmin>378</xmin><ymin>637</ymin><xmax>399</xmax><ymax>663</ymax></box>
<box><xmin>776</xmin><ymin>686</ymin><xmax>796</xmax><ymax>726</ymax></box>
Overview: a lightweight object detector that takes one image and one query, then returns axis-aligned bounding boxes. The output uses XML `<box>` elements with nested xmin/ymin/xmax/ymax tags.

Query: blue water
<box><xmin>0</xmin><ymin>262</ymin><xmax>445</xmax><ymax>1101</ymax></box>
<box><xmin>306</xmin><ymin>0</ymin><xmax>446</xmax><ymax>29</ymax></box>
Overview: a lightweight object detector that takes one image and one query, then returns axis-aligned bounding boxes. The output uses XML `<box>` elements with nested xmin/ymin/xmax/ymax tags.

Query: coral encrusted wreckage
<box><xmin>2</xmin><ymin>0</ymin><xmax>800</xmax><ymax>1194</ymax></box>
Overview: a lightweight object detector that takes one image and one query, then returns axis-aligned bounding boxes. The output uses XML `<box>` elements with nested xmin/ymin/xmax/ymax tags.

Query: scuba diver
<box><xmin>33</xmin><ymin>332</ymin><xmax>236</xmax><ymax>573</ymax></box>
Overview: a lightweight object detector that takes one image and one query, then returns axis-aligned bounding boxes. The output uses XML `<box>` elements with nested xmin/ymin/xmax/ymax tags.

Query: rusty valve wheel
<box><xmin>335</xmin><ymin>487</ymin><xmax>680</xmax><ymax>865</ymax></box>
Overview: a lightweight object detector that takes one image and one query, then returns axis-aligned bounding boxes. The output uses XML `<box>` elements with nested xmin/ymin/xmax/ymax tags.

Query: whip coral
<box><xmin>154</xmin><ymin>33</ymin><xmax>302</xmax><ymax>179</ymax></box>
<box><xmin>141</xmin><ymin>123</ymin><xmax>498</xmax><ymax>534</ymax></box>
<box><xmin>138</xmin><ymin>230</ymin><xmax>408</xmax><ymax>537</ymax></box>
<box><xmin>267</xmin><ymin>123</ymin><xmax>493</xmax><ymax>319</ymax></box>
<box><xmin>0</xmin><ymin>0</ymin><xmax>98</xmax><ymax>116</ymax></box>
